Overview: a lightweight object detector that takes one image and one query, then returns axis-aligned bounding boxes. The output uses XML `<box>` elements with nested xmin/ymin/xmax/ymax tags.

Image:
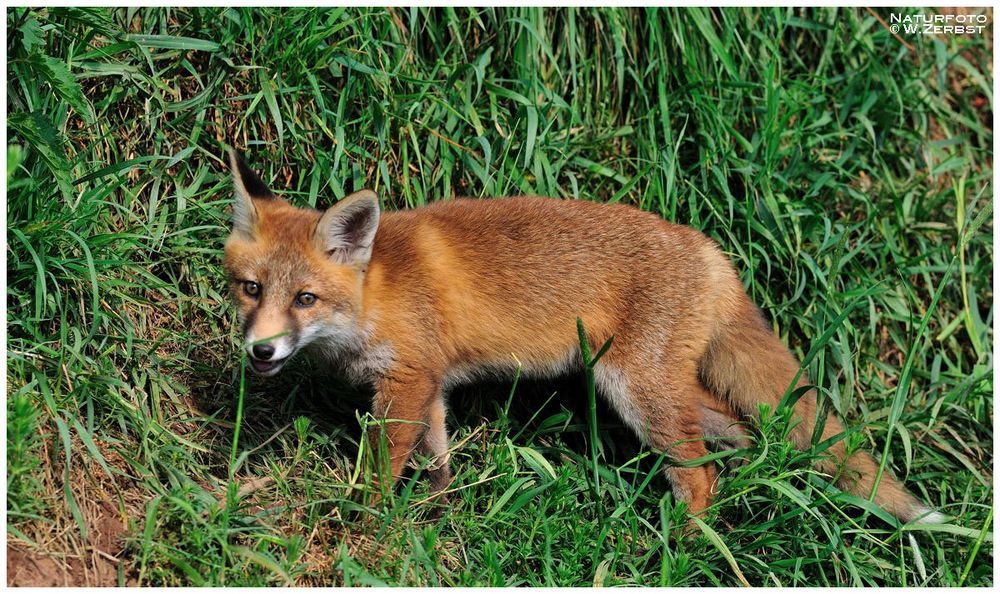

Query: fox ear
<box><xmin>228</xmin><ymin>149</ymin><xmax>275</xmax><ymax>236</ymax></box>
<box><xmin>315</xmin><ymin>190</ymin><xmax>381</xmax><ymax>267</ymax></box>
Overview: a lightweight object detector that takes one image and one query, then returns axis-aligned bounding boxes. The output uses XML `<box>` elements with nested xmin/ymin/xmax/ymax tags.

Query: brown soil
<box><xmin>7</xmin><ymin>500</ymin><xmax>131</xmax><ymax>587</ymax></box>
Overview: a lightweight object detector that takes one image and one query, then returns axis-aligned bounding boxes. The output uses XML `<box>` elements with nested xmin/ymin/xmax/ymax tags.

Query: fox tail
<box><xmin>699</xmin><ymin>290</ymin><xmax>943</xmax><ymax>524</ymax></box>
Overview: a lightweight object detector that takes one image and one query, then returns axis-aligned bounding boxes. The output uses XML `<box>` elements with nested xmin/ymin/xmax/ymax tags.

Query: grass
<box><xmin>5</xmin><ymin>6</ymin><xmax>993</xmax><ymax>587</ymax></box>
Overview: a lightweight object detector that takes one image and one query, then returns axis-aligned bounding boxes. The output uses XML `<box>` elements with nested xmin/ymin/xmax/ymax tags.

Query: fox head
<box><xmin>223</xmin><ymin>150</ymin><xmax>380</xmax><ymax>376</ymax></box>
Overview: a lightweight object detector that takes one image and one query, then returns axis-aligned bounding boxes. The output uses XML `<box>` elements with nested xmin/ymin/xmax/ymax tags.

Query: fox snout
<box><xmin>251</xmin><ymin>342</ymin><xmax>275</xmax><ymax>360</ymax></box>
<box><xmin>244</xmin><ymin>324</ymin><xmax>297</xmax><ymax>376</ymax></box>
<box><xmin>243</xmin><ymin>312</ymin><xmax>297</xmax><ymax>376</ymax></box>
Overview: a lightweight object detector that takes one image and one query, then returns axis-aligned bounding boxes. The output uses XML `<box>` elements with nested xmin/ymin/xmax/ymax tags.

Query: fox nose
<box><xmin>252</xmin><ymin>343</ymin><xmax>275</xmax><ymax>360</ymax></box>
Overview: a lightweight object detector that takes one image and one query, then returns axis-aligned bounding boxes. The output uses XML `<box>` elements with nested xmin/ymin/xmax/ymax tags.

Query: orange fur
<box><xmin>223</xmin><ymin>150</ymin><xmax>941</xmax><ymax>524</ymax></box>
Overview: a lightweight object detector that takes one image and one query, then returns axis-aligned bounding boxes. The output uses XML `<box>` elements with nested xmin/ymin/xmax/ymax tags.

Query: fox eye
<box><xmin>243</xmin><ymin>281</ymin><xmax>260</xmax><ymax>297</ymax></box>
<box><xmin>295</xmin><ymin>292</ymin><xmax>316</xmax><ymax>307</ymax></box>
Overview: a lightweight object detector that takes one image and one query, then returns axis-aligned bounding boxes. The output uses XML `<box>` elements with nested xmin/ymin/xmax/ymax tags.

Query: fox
<box><xmin>223</xmin><ymin>149</ymin><xmax>943</xmax><ymax>524</ymax></box>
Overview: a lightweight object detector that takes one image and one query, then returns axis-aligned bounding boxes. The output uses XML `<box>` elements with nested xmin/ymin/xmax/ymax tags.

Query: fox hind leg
<box><xmin>701</xmin><ymin>391</ymin><xmax>751</xmax><ymax>456</ymax></box>
<box><xmin>594</xmin><ymin>360</ymin><xmax>717</xmax><ymax>517</ymax></box>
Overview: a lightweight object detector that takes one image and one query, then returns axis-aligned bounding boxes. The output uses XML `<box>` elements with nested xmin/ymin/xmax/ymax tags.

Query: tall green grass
<box><xmin>6</xmin><ymin>7</ymin><xmax>993</xmax><ymax>586</ymax></box>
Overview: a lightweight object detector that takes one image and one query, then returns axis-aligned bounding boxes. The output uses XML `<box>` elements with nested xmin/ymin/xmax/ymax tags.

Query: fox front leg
<box><xmin>368</xmin><ymin>371</ymin><xmax>443</xmax><ymax>494</ymax></box>
<box><xmin>418</xmin><ymin>396</ymin><xmax>452</xmax><ymax>493</ymax></box>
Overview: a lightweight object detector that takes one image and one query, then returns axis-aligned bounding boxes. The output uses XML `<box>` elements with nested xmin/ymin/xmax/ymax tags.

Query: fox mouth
<box><xmin>249</xmin><ymin>356</ymin><xmax>288</xmax><ymax>376</ymax></box>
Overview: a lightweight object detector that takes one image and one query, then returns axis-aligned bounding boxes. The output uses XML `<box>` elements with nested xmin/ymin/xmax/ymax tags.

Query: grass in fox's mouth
<box><xmin>5</xmin><ymin>6</ymin><xmax>994</xmax><ymax>587</ymax></box>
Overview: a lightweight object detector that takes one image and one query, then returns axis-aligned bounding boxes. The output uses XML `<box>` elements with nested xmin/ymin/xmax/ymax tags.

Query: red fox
<box><xmin>223</xmin><ymin>150</ymin><xmax>942</xmax><ymax>524</ymax></box>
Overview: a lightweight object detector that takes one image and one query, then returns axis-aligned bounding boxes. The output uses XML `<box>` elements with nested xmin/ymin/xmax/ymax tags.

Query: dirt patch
<box><xmin>7</xmin><ymin>500</ymin><xmax>130</xmax><ymax>587</ymax></box>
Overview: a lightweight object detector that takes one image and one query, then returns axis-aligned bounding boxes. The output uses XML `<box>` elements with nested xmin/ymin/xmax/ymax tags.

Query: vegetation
<box><xmin>6</xmin><ymin>7</ymin><xmax>993</xmax><ymax>586</ymax></box>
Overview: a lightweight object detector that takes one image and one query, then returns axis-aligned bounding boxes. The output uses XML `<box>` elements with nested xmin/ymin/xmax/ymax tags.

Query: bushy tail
<box><xmin>699</xmin><ymin>294</ymin><xmax>942</xmax><ymax>524</ymax></box>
